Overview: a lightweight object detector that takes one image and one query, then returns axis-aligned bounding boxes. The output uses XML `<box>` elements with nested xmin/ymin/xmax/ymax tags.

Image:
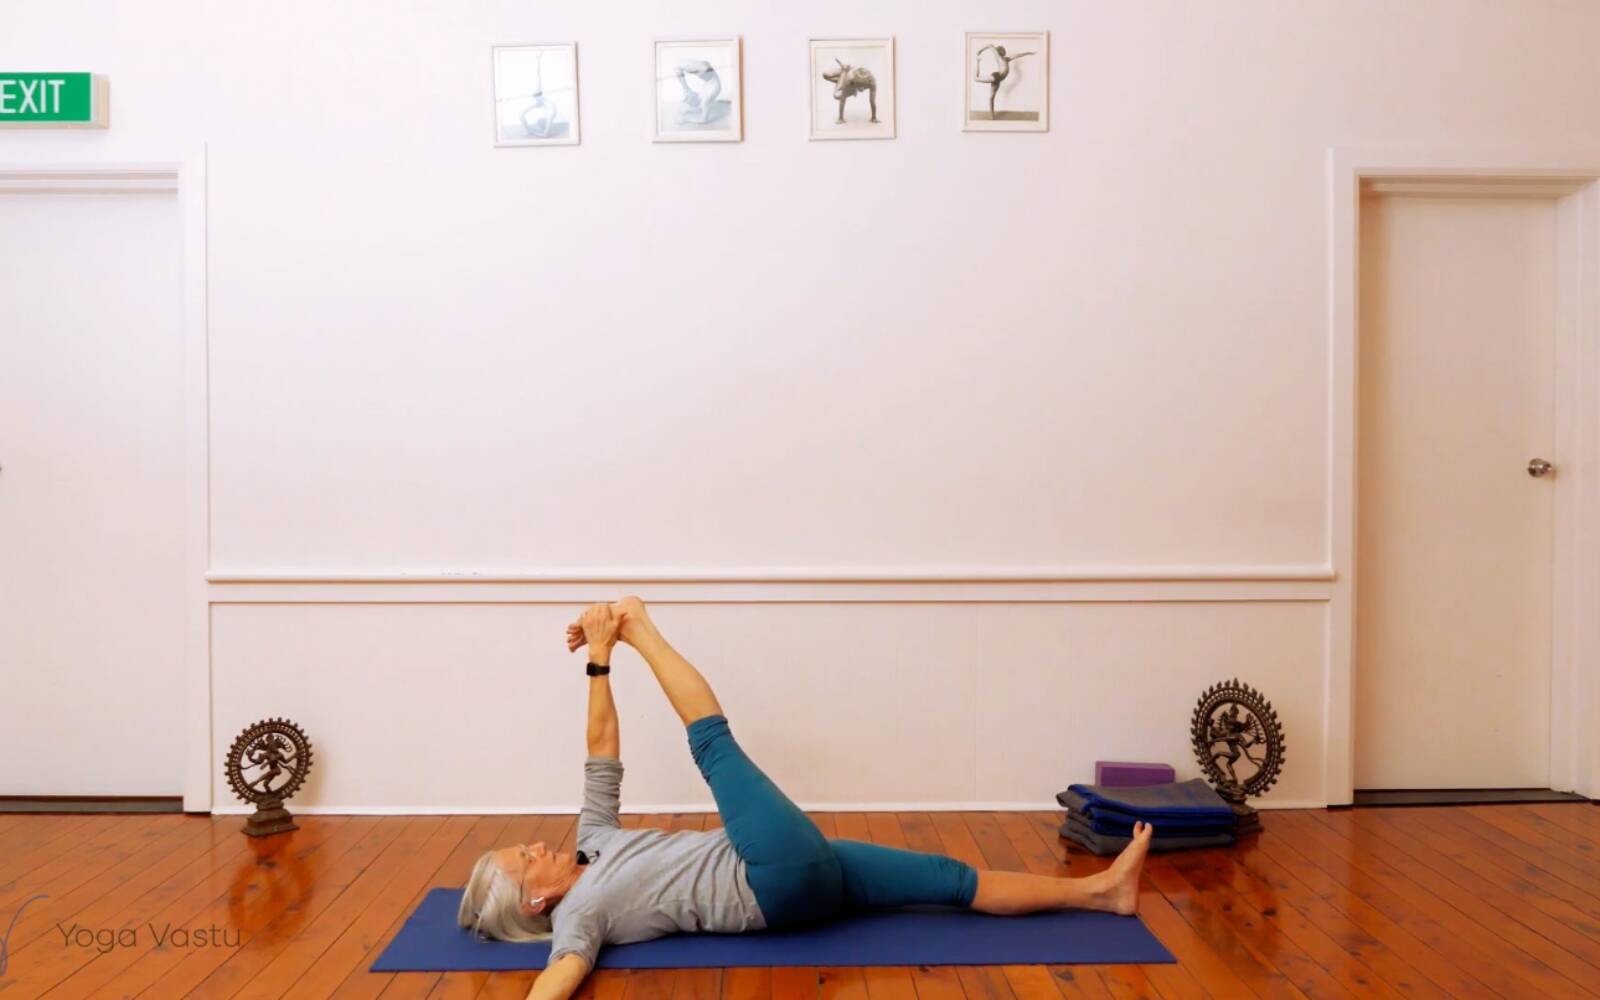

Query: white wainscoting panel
<box><xmin>210</xmin><ymin>600</ymin><xmax>1327</xmax><ymax>813</ymax></box>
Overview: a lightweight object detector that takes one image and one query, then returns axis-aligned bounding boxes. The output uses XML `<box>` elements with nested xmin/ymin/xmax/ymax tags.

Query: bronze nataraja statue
<box><xmin>1191</xmin><ymin>680</ymin><xmax>1285</xmax><ymax>835</ymax></box>
<box><xmin>225</xmin><ymin>717</ymin><xmax>313</xmax><ymax>837</ymax></box>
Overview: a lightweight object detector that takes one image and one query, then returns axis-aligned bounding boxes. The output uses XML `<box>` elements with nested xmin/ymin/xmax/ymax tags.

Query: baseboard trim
<box><xmin>1352</xmin><ymin>788</ymin><xmax>1592</xmax><ymax>807</ymax></box>
<box><xmin>0</xmin><ymin>796</ymin><xmax>184</xmax><ymax>814</ymax></box>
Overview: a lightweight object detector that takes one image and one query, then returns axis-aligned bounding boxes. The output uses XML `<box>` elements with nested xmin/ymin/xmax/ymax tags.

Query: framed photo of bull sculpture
<box><xmin>808</xmin><ymin>37</ymin><xmax>895</xmax><ymax>140</ymax></box>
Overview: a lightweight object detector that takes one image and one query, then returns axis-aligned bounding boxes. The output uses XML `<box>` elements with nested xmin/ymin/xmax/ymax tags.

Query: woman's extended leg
<box><xmin>970</xmin><ymin>823</ymin><xmax>1150</xmax><ymax>915</ymax></box>
<box><xmin>831</xmin><ymin>822</ymin><xmax>1152</xmax><ymax>917</ymax></box>
<box><xmin>611</xmin><ymin>598</ymin><xmax>723</xmax><ymax>726</ymax></box>
<box><xmin>829</xmin><ymin>840</ymin><xmax>979</xmax><ymax>909</ymax></box>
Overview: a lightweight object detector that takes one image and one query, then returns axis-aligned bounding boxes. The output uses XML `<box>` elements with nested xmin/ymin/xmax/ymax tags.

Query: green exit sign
<box><xmin>0</xmin><ymin>73</ymin><xmax>108</xmax><ymax>129</ymax></box>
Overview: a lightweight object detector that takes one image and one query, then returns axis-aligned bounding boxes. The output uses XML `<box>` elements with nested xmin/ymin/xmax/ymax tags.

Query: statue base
<box><xmin>244</xmin><ymin>799</ymin><xmax>299</xmax><ymax>838</ymax></box>
<box><xmin>1216</xmin><ymin>782</ymin><xmax>1261</xmax><ymax>836</ymax></box>
<box><xmin>1230</xmin><ymin>800</ymin><xmax>1262</xmax><ymax>836</ymax></box>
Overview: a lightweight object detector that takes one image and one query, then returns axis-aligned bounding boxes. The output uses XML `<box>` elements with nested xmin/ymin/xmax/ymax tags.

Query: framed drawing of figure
<box><xmin>809</xmin><ymin>37</ymin><xmax>895</xmax><ymax>140</ymax></box>
<box><xmin>655</xmin><ymin>37</ymin><xmax>743</xmax><ymax>142</ymax></box>
<box><xmin>965</xmin><ymin>31</ymin><xmax>1048</xmax><ymax>132</ymax></box>
<box><xmin>493</xmin><ymin>42</ymin><xmax>580</xmax><ymax>146</ymax></box>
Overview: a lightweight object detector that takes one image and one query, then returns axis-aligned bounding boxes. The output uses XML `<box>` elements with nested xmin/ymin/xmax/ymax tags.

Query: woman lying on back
<box><xmin>460</xmin><ymin>598</ymin><xmax>1153</xmax><ymax>1000</ymax></box>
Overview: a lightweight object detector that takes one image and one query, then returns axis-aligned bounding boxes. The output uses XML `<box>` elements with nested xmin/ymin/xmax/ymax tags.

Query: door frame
<box><xmin>0</xmin><ymin>153</ymin><xmax>212</xmax><ymax>810</ymax></box>
<box><xmin>1329</xmin><ymin>148</ymin><xmax>1600</xmax><ymax>804</ymax></box>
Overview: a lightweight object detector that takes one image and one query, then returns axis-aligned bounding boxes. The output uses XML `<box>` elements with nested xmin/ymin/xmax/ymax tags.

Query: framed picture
<box><xmin>965</xmin><ymin>31</ymin><xmax>1048</xmax><ymax>132</ymax></box>
<box><xmin>808</xmin><ymin>37</ymin><xmax>895</xmax><ymax>140</ymax></box>
<box><xmin>493</xmin><ymin>43</ymin><xmax>580</xmax><ymax>146</ymax></box>
<box><xmin>654</xmin><ymin>37</ymin><xmax>743</xmax><ymax>142</ymax></box>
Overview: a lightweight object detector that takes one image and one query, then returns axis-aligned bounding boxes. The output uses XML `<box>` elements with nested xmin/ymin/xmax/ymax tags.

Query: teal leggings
<box><xmin>688</xmin><ymin>715</ymin><xmax>979</xmax><ymax>928</ymax></box>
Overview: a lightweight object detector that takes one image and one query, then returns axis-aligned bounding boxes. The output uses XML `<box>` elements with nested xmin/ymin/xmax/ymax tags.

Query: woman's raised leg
<box><xmin>617</xmin><ymin>600</ymin><xmax>821</xmax><ymax>861</ymax></box>
<box><xmin>609</xmin><ymin>598</ymin><xmax>842</xmax><ymax>926</ymax></box>
<box><xmin>610</xmin><ymin>597</ymin><xmax>723</xmax><ymax>726</ymax></box>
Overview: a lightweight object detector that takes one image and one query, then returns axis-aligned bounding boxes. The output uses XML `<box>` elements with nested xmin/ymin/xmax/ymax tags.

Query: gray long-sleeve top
<box><xmin>548</xmin><ymin>757</ymin><xmax>766</xmax><ymax>967</ymax></box>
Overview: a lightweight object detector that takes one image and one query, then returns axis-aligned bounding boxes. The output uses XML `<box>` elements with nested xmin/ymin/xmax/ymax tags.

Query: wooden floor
<box><xmin>0</xmin><ymin>805</ymin><xmax>1597</xmax><ymax>999</ymax></box>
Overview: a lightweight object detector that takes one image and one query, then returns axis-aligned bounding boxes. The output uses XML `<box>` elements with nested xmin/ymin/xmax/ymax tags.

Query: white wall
<box><xmin>5</xmin><ymin>0</ymin><xmax>1600</xmax><ymax>811</ymax></box>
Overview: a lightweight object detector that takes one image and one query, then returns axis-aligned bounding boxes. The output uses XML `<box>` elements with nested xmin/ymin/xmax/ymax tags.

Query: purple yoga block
<box><xmin>1094</xmin><ymin>761</ymin><xmax>1176</xmax><ymax>787</ymax></box>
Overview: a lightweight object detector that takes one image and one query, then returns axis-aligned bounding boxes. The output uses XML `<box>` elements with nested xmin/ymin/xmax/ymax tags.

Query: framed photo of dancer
<box><xmin>492</xmin><ymin>43</ymin><xmax>580</xmax><ymax>147</ymax></box>
<box><xmin>808</xmin><ymin>37</ymin><xmax>895</xmax><ymax>140</ymax></box>
<box><xmin>654</xmin><ymin>37</ymin><xmax>743</xmax><ymax>142</ymax></box>
<box><xmin>964</xmin><ymin>31</ymin><xmax>1048</xmax><ymax>132</ymax></box>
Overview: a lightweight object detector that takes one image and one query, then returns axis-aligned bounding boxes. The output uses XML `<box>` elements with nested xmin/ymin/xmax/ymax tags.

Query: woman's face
<box><xmin>491</xmin><ymin>841</ymin><xmax>578</xmax><ymax>914</ymax></box>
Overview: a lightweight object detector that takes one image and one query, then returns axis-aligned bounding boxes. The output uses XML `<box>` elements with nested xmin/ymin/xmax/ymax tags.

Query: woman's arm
<box><xmin>586</xmin><ymin>673</ymin><xmax>619</xmax><ymax>758</ymax></box>
<box><xmin>526</xmin><ymin>954</ymin><xmax>590</xmax><ymax>1000</ymax></box>
<box><xmin>569</xmin><ymin>599</ymin><xmax>723</xmax><ymax>727</ymax></box>
<box><xmin>575</xmin><ymin>605</ymin><xmax>622</xmax><ymax>757</ymax></box>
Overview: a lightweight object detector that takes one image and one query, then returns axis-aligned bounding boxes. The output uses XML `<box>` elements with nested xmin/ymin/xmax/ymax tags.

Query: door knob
<box><xmin>1528</xmin><ymin>458</ymin><xmax>1554</xmax><ymax>478</ymax></box>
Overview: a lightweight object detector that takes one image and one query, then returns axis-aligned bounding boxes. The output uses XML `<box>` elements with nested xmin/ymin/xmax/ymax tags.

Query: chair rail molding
<box><xmin>203</xmin><ymin>564</ymin><xmax>1337</xmax><ymax>605</ymax></box>
<box><xmin>206</xmin><ymin>563</ymin><xmax>1336</xmax><ymax>584</ymax></box>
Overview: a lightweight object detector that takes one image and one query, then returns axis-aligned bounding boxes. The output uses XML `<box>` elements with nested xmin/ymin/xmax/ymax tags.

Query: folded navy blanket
<box><xmin>1060</xmin><ymin>778</ymin><xmax>1235</xmax><ymax>821</ymax></box>
<box><xmin>1059</xmin><ymin>815</ymin><xmax>1235</xmax><ymax>856</ymax></box>
<box><xmin>1057</xmin><ymin>790</ymin><xmax>1234</xmax><ymax>835</ymax></box>
<box><xmin>1062</xmin><ymin>790</ymin><xmax>1235</xmax><ymax>832</ymax></box>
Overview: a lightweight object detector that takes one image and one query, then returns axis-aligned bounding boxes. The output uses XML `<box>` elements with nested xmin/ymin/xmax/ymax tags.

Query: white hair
<box><xmin>457</xmin><ymin>853</ymin><xmax>554</xmax><ymax>942</ymax></box>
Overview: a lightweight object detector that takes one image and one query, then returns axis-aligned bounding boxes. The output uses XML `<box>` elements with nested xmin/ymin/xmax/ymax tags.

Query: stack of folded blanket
<box><xmin>1056</xmin><ymin>778</ymin><xmax>1237</xmax><ymax>856</ymax></box>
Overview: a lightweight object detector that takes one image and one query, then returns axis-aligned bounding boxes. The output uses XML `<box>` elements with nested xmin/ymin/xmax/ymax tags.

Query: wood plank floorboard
<box><xmin>0</xmin><ymin>806</ymin><xmax>1595</xmax><ymax>999</ymax></box>
<box><xmin>1298</xmin><ymin>810</ymin><xmax>1600</xmax><ymax>998</ymax></box>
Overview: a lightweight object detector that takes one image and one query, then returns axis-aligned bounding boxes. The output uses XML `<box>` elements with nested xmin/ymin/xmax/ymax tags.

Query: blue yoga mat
<box><xmin>372</xmin><ymin>889</ymin><xmax>1174</xmax><ymax>971</ymax></box>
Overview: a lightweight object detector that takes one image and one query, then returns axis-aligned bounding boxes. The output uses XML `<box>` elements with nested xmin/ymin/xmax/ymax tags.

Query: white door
<box><xmin>0</xmin><ymin>192</ymin><xmax>187</xmax><ymax>796</ymax></box>
<box><xmin>1355</xmin><ymin>192</ymin><xmax>1557</xmax><ymax>789</ymax></box>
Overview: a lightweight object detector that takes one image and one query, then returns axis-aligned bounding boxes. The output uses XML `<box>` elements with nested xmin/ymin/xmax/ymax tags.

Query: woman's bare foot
<box><xmin>1096</xmin><ymin>821</ymin><xmax>1153</xmax><ymax>915</ymax></box>
<box><xmin>566</xmin><ymin>596</ymin><xmax>660</xmax><ymax>652</ymax></box>
<box><xmin>610</xmin><ymin>596</ymin><xmax>657</xmax><ymax>645</ymax></box>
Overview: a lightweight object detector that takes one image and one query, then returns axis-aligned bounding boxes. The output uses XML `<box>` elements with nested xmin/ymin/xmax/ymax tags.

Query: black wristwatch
<box><xmin>586</xmin><ymin>662</ymin><xmax>611</xmax><ymax>677</ymax></box>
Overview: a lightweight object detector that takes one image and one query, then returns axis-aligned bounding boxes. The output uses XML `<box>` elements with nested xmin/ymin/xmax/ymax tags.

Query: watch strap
<box><xmin>586</xmin><ymin>662</ymin><xmax>611</xmax><ymax>677</ymax></box>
